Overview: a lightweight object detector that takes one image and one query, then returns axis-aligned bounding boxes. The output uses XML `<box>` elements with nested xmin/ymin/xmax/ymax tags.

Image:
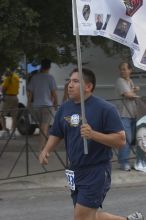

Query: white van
<box><xmin>17</xmin><ymin>76</ymin><xmax>39</xmax><ymax>135</ymax></box>
<box><xmin>0</xmin><ymin>74</ymin><xmax>38</xmax><ymax>135</ymax></box>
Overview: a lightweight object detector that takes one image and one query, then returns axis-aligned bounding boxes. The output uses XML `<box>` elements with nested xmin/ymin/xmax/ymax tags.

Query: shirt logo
<box><xmin>123</xmin><ymin>0</ymin><xmax>143</xmax><ymax>16</ymax></box>
<box><xmin>64</xmin><ymin>114</ymin><xmax>81</xmax><ymax>127</ymax></box>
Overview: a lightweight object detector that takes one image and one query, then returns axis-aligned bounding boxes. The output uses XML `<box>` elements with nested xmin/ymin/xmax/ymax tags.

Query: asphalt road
<box><xmin>0</xmin><ymin>185</ymin><xmax>146</xmax><ymax>220</ymax></box>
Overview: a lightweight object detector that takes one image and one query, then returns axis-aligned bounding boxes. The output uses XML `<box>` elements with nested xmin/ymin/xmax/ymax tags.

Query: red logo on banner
<box><xmin>123</xmin><ymin>0</ymin><xmax>143</xmax><ymax>16</ymax></box>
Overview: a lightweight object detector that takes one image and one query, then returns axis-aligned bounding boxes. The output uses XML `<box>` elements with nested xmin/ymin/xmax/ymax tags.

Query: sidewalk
<box><xmin>0</xmin><ymin>130</ymin><xmax>146</xmax><ymax>191</ymax></box>
<box><xmin>0</xmin><ymin>151</ymin><xmax>146</xmax><ymax>192</ymax></box>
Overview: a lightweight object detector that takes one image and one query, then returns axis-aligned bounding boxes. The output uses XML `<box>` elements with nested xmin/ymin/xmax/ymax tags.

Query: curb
<box><xmin>0</xmin><ymin>169</ymin><xmax>146</xmax><ymax>192</ymax></box>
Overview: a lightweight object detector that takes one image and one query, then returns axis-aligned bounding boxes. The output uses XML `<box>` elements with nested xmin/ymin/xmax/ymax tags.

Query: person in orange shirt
<box><xmin>0</xmin><ymin>68</ymin><xmax>19</xmax><ymax>138</ymax></box>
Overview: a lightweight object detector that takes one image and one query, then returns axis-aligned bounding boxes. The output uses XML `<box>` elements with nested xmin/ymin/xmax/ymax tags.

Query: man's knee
<box><xmin>74</xmin><ymin>203</ymin><xmax>96</xmax><ymax>220</ymax></box>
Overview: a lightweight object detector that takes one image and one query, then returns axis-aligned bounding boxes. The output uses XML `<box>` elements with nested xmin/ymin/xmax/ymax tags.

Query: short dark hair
<box><xmin>70</xmin><ymin>68</ymin><xmax>96</xmax><ymax>92</ymax></box>
<box><xmin>41</xmin><ymin>58</ymin><xmax>51</xmax><ymax>70</ymax></box>
<box><xmin>118</xmin><ymin>62</ymin><xmax>132</xmax><ymax>70</ymax></box>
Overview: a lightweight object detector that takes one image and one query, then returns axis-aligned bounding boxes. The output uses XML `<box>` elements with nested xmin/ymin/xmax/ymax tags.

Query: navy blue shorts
<box><xmin>71</xmin><ymin>163</ymin><xmax>111</xmax><ymax>209</ymax></box>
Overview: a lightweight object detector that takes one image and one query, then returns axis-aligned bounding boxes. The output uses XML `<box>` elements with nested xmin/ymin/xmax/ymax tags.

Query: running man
<box><xmin>39</xmin><ymin>68</ymin><xmax>144</xmax><ymax>220</ymax></box>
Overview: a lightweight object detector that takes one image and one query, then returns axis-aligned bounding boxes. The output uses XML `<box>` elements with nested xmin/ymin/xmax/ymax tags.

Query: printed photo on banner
<box><xmin>114</xmin><ymin>18</ymin><xmax>131</xmax><ymax>38</ymax></box>
<box><xmin>134</xmin><ymin>115</ymin><xmax>146</xmax><ymax>172</ymax></box>
<box><xmin>140</xmin><ymin>50</ymin><xmax>146</xmax><ymax>64</ymax></box>
<box><xmin>102</xmin><ymin>14</ymin><xmax>111</xmax><ymax>30</ymax></box>
<box><xmin>95</xmin><ymin>14</ymin><xmax>103</xmax><ymax>30</ymax></box>
<box><xmin>74</xmin><ymin>0</ymin><xmax>146</xmax><ymax>70</ymax></box>
<box><xmin>134</xmin><ymin>35</ymin><xmax>138</xmax><ymax>45</ymax></box>
<box><xmin>82</xmin><ymin>4</ymin><xmax>90</xmax><ymax>21</ymax></box>
<box><xmin>95</xmin><ymin>14</ymin><xmax>111</xmax><ymax>31</ymax></box>
<box><xmin>131</xmin><ymin>35</ymin><xmax>139</xmax><ymax>51</ymax></box>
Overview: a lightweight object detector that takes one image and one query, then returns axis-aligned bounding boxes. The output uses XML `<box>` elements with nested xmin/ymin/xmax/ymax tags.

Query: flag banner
<box><xmin>134</xmin><ymin>98</ymin><xmax>146</xmax><ymax>172</ymax></box>
<box><xmin>72</xmin><ymin>0</ymin><xmax>146</xmax><ymax>70</ymax></box>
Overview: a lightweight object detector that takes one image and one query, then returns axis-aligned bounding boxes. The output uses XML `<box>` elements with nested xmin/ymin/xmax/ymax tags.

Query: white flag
<box><xmin>73</xmin><ymin>0</ymin><xmax>146</xmax><ymax>70</ymax></box>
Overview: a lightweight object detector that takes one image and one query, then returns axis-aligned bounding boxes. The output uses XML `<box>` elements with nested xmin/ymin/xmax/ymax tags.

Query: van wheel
<box><xmin>17</xmin><ymin>110</ymin><xmax>36</xmax><ymax>135</ymax></box>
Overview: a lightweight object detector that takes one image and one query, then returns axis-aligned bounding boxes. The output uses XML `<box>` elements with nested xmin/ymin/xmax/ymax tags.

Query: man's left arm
<box><xmin>80</xmin><ymin>124</ymin><xmax>126</xmax><ymax>149</ymax></box>
<box><xmin>49</xmin><ymin>75</ymin><xmax>58</xmax><ymax>110</ymax></box>
<box><xmin>1</xmin><ymin>78</ymin><xmax>9</xmax><ymax>93</ymax></box>
<box><xmin>51</xmin><ymin>89</ymin><xmax>58</xmax><ymax>110</ymax></box>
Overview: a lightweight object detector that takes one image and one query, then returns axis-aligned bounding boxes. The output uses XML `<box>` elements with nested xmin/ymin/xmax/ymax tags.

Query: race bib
<box><xmin>65</xmin><ymin>169</ymin><xmax>75</xmax><ymax>191</ymax></box>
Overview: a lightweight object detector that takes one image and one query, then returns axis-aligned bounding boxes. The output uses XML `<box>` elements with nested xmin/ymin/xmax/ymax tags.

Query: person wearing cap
<box><xmin>0</xmin><ymin>67</ymin><xmax>19</xmax><ymax>138</ymax></box>
<box><xmin>27</xmin><ymin>58</ymin><xmax>58</xmax><ymax>150</ymax></box>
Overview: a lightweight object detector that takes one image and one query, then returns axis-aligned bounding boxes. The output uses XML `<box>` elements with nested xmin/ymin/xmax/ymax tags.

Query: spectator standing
<box><xmin>27</xmin><ymin>58</ymin><xmax>58</xmax><ymax>150</ymax></box>
<box><xmin>39</xmin><ymin>68</ymin><xmax>143</xmax><ymax>220</ymax></box>
<box><xmin>0</xmin><ymin>68</ymin><xmax>19</xmax><ymax>138</ymax></box>
<box><xmin>115</xmin><ymin>62</ymin><xmax>140</xmax><ymax>171</ymax></box>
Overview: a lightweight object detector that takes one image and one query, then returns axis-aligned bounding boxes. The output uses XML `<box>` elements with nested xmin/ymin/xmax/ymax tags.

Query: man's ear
<box><xmin>85</xmin><ymin>82</ymin><xmax>93</xmax><ymax>92</ymax></box>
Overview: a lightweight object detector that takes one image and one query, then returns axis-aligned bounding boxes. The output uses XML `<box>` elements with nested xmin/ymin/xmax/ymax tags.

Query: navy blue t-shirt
<box><xmin>50</xmin><ymin>95</ymin><xmax>124</xmax><ymax>170</ymax></box>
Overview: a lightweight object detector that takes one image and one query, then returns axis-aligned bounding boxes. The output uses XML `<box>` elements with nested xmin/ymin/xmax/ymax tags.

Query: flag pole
<box><xmin>73</xmin><ymin>0</ymin><xmax>88</xmax><ymax>154</ymax></box>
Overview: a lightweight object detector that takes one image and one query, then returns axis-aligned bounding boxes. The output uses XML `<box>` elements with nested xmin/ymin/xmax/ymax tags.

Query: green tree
<box><xmin>0</xmin><ymin>0</ymin><xmax>130</xmax><ymax>73</ymax></box>
<box><xmin>26</xmin><ymin>0</ymin><xmax>75</xmax><ymax>64</ymax></box>
<box><xmin>0</xmin><ymin>0</ymin><xmax>39</xmax><ymax>71</ymax></box>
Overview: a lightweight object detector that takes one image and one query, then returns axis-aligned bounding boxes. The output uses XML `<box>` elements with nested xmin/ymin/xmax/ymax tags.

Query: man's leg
<box><xmin>72</xmin><ymin>166</ymin><xmax>144</xmax><ymax>220</ymax></box>
<box><xmin>74</xmin><ymin>204</ymin><xmax>126</xmax><ymax>220</ymax></box>
<box><xmin>11</xmin><ymin>113</ymin><xmax>17</xmax><ymax>132</ymax></box>
<box><xmin>74</xmin><ymin>204</ymin><xmax>144</xmax><ymax>220</ymax></box>
<box><xmin>40</xmin><ymin>122</ymin><xmax>49</xmax><ymax>150</ymax></box>
<box><xmin>96</xmin><ymin>211</ymin><xmax>126</xmax><ymax>220</ymax></box>
<box><xmin>0</xmin><ymin>113</ymin><xmax>9</xmax><ymax>139</ymax></box>
<box><xmin>39</xmin><ymin>107</ymin><xmax>52</xmax><ymax>150</ymax></box>
<box><xmin>118</xmin><ymin>117</ymin><xmax>131</xmax><ymax>170</ymax></box>
<box><xmin>0</xmin><ymin>101</ymin><xmax>8</xmax><ymax>131</ymax></box>
<box><xmin>96</xmin><ymin>211</ymin><xmax>144</xmax><ymax>220</ymax></box>
<box><xmin>0</xmin><ymin>114</ymin><xmax>7</xmax><ymax>130</ymax></box>
<box><xmin>9</xmin><ymin>98</ymin><xmax>18</xmax><ymax>138</ymax></box>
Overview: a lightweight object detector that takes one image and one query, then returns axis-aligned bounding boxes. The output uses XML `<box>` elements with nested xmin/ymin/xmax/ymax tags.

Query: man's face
<box><xmin>119</xmin><ymin>63</ymin><xmax>131</xmax><ymax>79</ymax></box>
<box><xmin>68</xmin><ymin>72</ymin><xmax>81</xmax><ymax>102</ymax></box>
<box><xmin>121</xmin><ymin>22</ymin><xmax>127</xmax><ymax>32</ymax></box>
<box><xmin>137</xmin><ymin>127</ymin><xmax>146</xmax><ymax>153</ymax></box>
<box><xmin>96</xmin><ymin>14</ymin><xmax>102</xmax><ymax>22</ymax></box>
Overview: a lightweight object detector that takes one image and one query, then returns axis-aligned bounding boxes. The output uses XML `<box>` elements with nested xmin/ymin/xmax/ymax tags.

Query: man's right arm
<box><xmin>39</xmin><ymin>135</ymin><xmax>62</xmax><ymax>164</ymax></box>
<box><xmin>51</xmin><ymin>89</ymin><xmax>58</xmax><ymax>110</ymax></box>
<box><xmin>2</xmin><ymin>78</ymin><xmax>9</xmax><ymax>93</ymax></box>
<box><xmin>117</xmin><ymin>78</ymin><xmax>137</xmax><ymax>99</ymax></box>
